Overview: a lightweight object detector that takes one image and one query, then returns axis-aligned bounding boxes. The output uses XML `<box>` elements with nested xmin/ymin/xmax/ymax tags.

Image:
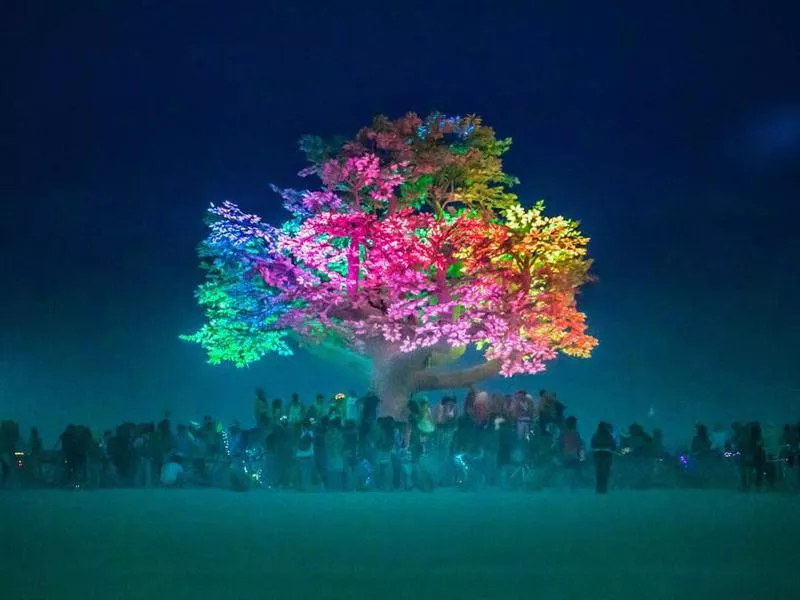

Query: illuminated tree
<box><xmin>183</xmin><ymin>113</ymin><xmax>597</xmax><ymax>419</ymax></box>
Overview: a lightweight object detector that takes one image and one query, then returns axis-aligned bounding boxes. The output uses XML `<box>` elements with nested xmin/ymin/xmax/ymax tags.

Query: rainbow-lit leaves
<box><xmin>183</xmin><ymin>113</ymin><xmax>597</xmax><ymax>377</ymax></box>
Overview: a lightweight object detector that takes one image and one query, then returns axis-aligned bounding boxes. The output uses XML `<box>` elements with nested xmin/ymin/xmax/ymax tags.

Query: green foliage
<box><xmin>180</xmin><ymin>321</ymin><xmax>291</xmax><ymax>368</ymax></box>
<box><xmin>181</xmin><ymin>240</ymin><xmax>292</xmax><ymax>367</ymax></box>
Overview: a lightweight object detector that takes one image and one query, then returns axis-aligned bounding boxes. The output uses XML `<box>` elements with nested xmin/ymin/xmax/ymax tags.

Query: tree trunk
<box><xmin>368</xmin><ymin>348</ymin><xmax>501</xmax><ymax>420</ymax></box>
<box><xmin>368</xmin><ymin>349</ymin><xmax>424</xmax><ymax>421</ymax></box>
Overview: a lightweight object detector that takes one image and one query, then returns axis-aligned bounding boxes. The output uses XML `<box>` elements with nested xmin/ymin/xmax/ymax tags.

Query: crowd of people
<box><xmin>1</xmin><ymin>387</ymin><xmax>798</xmax><ymax>494</ymax></box>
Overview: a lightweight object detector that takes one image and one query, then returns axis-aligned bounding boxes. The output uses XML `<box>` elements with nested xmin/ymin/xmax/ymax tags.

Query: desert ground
<box><xmin>1</xmin><ymin>489</ymin><xmax>797</xmax><ymax>600</ymax></box>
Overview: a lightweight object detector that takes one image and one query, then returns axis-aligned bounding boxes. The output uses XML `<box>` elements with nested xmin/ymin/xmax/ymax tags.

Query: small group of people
<box><xmin>686</xmin><ymin>421</ymin><xmax>800</xmax><ymax>492</ymax></box>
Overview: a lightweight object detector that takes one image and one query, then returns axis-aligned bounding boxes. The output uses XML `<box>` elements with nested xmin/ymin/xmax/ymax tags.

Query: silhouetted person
<box><xmin>0</xmin><ymin>420</ymin><xmax>21</xmax><ymax>487</ymax></box>
<box><xmin>27</xmin><ymin>427</ymin><xmax>43</xmax><ymax>486</ymax></box>
<box><xmin>271</xmin><ymin>398</ymin><xmax>284</xmax><ymax>423</ymax></box>
<box><xmin>254</xmin><ymin>388</ymin><xmax>270</xmax><ymax>429</ymax></box>
<box><xmin>691</xmin><ymin>424</ymin><xmax>712</xmax><ymax>457</ymax></box>
<box><xmin>591</xmin><ymin>421</ymin><xmax>617</xmax><ymax>494</ymax></box>
<box><xmin>751</xmin><ymin>422</ymin><xmax>767</xmax><ymax>491</ymax></box>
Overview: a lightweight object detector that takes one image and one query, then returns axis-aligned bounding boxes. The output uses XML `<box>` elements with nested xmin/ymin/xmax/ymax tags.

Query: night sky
<box><xmin>2</xmin><ymin>2</ymin><xmax>799</xmax><ymax>444</ymax></box>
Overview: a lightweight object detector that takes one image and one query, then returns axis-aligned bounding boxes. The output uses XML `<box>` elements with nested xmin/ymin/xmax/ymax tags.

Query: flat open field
<box><xmin>1</xmin><ymin>489</ymin><xmax>797</xmax><ymax>600</ymax></box>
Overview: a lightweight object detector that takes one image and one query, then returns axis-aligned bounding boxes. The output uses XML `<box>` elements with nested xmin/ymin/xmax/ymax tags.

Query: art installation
<box><xmin>182</xmin><ymin>113</ymin><xmax>597</xmax><ymax>419</ymax></box>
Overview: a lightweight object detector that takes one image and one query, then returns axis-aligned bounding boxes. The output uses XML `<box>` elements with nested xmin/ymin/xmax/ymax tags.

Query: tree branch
<box><xmin>411</xmin><ymin>360</ymin><xmax>501</xmax><ymax>392</ymax></box>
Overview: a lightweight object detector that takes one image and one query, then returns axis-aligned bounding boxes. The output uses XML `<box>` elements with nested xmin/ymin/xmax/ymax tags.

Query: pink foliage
<box><xmin>253</xmin><ymin>194</ymin><xmax>562</xmax><ymax>376</ymax></box>
<box><xmin>320</xmin><ymin>153</ymin><xmax>407</xmax><ymax>206</ymax></box>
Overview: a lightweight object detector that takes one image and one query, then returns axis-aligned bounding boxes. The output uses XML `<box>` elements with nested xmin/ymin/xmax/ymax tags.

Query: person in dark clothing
<box><xmin>360</xmin><ymin>393</ymin><xmax>380</xmax><ymax>427</ymax></box>
<box><xmin>750</xmin><ymin>422</ymin><xmax>767</xmax><ymax>491</ymax></box>
<box><xmin>342</xmin><ymin>419</ymin><xmax>359</xmax><ymax>490</ymax></box>
<box><xmin>26</xmin><ymin>427</ymin><xmax>44</xmax><ymax>486</ymax></box>
<box><xmin>591</xmin><ymin>421</ymin><xmax>617</xmax><ymax>494</ymax></box>
<box><xmin>151</xmin><ymin>417</ymin><xmax>173</xmax><ymax>483</ymax></box>
<box><xmin>110</xmin><ymin>423</ymin><xmax>136</xmax><ymax>487</ymax></box>
<box><xmin>274</xmin><ymin>417</ymin><xmax>295</xmax><ymax>489</ymax></box>
<box><xmin>0</xmin><ymin>420</ymin><xmax>21</xmax><ymax>488</ymax></box>
<box><xmin>60</xmin><ymin>425</ymin><xmax>79</xmax><ymax>486</ymax></box>
<box><xmin>0</xmin><ymin>420</ymin><xmax>20</xmax><ymax>487</ymax></box>
<box><xmin>691</xmin><ymin>424</ymin><xmax>712</xmax><ymax>457</ymax></box>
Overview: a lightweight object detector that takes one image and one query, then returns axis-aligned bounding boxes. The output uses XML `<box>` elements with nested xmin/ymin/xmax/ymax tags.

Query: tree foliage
<box><xmin>183</xmin><ymin>112</ymin><xmax>597</xmax><ymax>380</ymax></box>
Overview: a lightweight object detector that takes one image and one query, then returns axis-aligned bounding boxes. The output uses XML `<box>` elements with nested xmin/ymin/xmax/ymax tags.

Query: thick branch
<box><xmin>411</xmin><ymin>359</ymin><xmax>501</xmax><ymax>392</ymax></box>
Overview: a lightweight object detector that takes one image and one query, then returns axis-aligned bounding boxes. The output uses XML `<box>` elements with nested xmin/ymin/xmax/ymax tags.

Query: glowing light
<box><xmin>221</xmin><ymin>428</ymin><xmax>231</xmax><ymax>457</ymax></box>
<box><xmin>454</xmin><ymin>452</ymin><xmax>470</xmax><ymax>474</ymax></box>
<box><xmin>182</xmin><ymin>112</ymin><xmax>596</xmax><ymax>390</ymax></box>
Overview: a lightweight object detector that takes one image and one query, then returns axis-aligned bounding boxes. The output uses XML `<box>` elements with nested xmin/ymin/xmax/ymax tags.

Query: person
<box><xmin>27</xmin><ymin>427</ymin><xmax>44</xmax><ymax>486</ymax></box>
<box><xmin>344</xmin><ymin>391</ymin><xmax>360</xmax><ymax>423</ymax></box>
<box><xmin>691</xmin><ymin>424</ymin><xmax>712</xmax><ymax>457</ymax></box>
<box><xmin>59</xmin><ymin>425</ymin><xmax>79</xmax><ymax>487</ymax></box>
<box><xmin>779</xmin><ymin>424</ymin><xmax>798</xmax><ymax>489</ymax></box>
<box><xmin>733</xmin><ymin>422</ymin><xmax>753</xmax><ymax>491</ymax></box>
<box><xmin>432</xmin><ymin>396</ymin><xmax>458</xmax><ymax>485</ymax></box>
<box><xmin>417</xmin><ymin>398</ymin><xmax>436</xmax><ymax>437</ymax></box>
<box><xmin>160</xmin><ymin>453</ymin><xmax>185</xmax><ymax>488</ymax></box>
<box><xmin>435</xmin><ymin>396</ymin><xmax>458</xmax><ymax>428</ymax></box>
<box><xmin>374</xmin><ymin>417</ymin><xmax>396</xmax><ymax>490</ymax></box>
<box><xmin>288</xmin><ymin>393</ymin><xmax>304</xmax><ymax>426</ymax></box>
<box><xmin>151</xmin><ymin>416</ymin><xmax>173</xmax><ymax>484</ymax></box>
<box><xmin>591</xmin><ymin>421</ymin><xmax>617</xmax><ymax>494</ymax></box>
<box><xmin>324</xmin><ymin>417</ymin><xmax>345</xmax><ymax>490</ymax></box>
<box><xmin>472</xmin><ymin>391</ymin><xmax>490</xmax><ymax>427</ymax></box>
<box><xmin>295</xmin><ymin>419</ymin><xmax>315</xmax><ymax>490</ymax></box>
<box><xmin>111</xmin><ymin>423</ymin><xmax>136</xmax><ymax>487</ymax></box>
<box><xmin>341</xmin><ymin>419</ymin><xmax>359</xmax><ymax>490</ymax></box>
<box><xmin>133</xmin><ymin>423</ymin><xmax>155</xmax><ymax>488</ymax></box>
<box><xmin>511</xmin><ymin>391</ymin><xmax>535</xmax><ymax>441</ymax></box>
<box><xmin>560</xmin><ymin>416</ymin><xmax>584</xmax><ymax>489</ymax></box>
<box><xmin>271</xmin><ymin>399</ymin><xmax>284</xmax><ymax>423</ymax></box>
<box><xmin>274</xmin><ymin>416</ymin><xmax>294</xmax><ymax>489</ymax></box>
<box><xmin>751</xmin><ymin>422</ymin><xmax>768</xmax><ymax>491</ymax></box>
<box><xmin>254</xmin><ymin>388</ymin><xmax>270</xmax><ymax>429</ymax></box>
<box><xmin>306</xmin><ymin>394</ymin><xmax>327</xmax><ymax>421</ymax></box>
<box><xmin>0</xmin><ymin>420</ymin><xmax>20</xmax><ymax>488</ymax></box>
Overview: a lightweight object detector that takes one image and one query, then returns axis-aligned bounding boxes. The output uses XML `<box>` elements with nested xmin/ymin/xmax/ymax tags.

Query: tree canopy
<box><xmin>182</xmin><ymin>112</ymin><xmax>597</xmax><ymax>385</ymax></box>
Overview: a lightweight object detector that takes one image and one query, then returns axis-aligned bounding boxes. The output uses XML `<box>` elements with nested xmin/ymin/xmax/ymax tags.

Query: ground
<box><xmin>0</xmin><ymin>489</ymin><xmax>797</xmax><ymax>600</ymax></box>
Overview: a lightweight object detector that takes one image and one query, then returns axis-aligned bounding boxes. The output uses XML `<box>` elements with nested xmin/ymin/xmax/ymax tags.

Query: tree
<box><xmin>182</xmin><ymin>113</ymin><xmax>597</xmax><ymax>419</ymax></box>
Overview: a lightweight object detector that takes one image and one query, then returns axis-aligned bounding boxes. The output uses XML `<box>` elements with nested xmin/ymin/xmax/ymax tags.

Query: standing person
<box><xmin>560</xmin><ymin>416</ymin><xmax>584</xmax><ymax>489</ymax></box>
<box><xmin>306</xmin><ymin>394</ymin><xmax>327</xmax><ymax>421</ymax></box>
<box><xmin>59</xmin><ymin>425</ymin><xmax>79</xmax><ymax>487</ymax></box>
<box><xmin>591</xmin><ymin>422</ymin><xmax>617</xmax><ymax>494</ymax></box>
<box><xmin>344</xmin><ymin>391</ymin><xmax>360</xmax><ymax>424</ymax></box>
<box><xmin>151</xmin><ymin>416</ymin><xmax>173</xmax><ymax>484</ymax></box>
<box><xmin>295</xmin><ymin>419</ymin><xmax>315</xmax><ymax>490</ymax></box>
<box><xmin>288</xmin><ymin>393</ymin><xmax>304</xmax><ymax>426</ymax></box>
<box><xmin>0</xmin><ymin>420</ymin><xmax>21</xmax><ymax>488</ymax></box>
<box><xmin>254</xmin><ymin>388</ymin><xmax>270</xmax><ymax>430</ymax></box>
<box><xmin>27</xmin><ymin>427</ymin><xmax>44</xmax><ymax>487</ymax></box>
<box><xmin>751</xmin><ymin>422</ymin><xmax>768</xmax><ymax>491</ymax></box>
<box><xmin>271</xmin><ymin>399</ymin><xmax>284</xmax><ymax>423</ymax></box>
<box><xmin>434</xmin><ymin>396</ymin><xmax>458</xmax><ymax>485</ymax></box>
<box><xmin>324</xmin><ymin>417</ymin><xmax>345</xmax><ymax>490</ymax></box>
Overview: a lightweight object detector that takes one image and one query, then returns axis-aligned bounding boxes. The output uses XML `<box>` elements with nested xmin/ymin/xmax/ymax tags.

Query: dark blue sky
<box><xmin>1</xmin><ymin>2</ymin><xmax>799</xmax><ymax>442</ymax></box>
